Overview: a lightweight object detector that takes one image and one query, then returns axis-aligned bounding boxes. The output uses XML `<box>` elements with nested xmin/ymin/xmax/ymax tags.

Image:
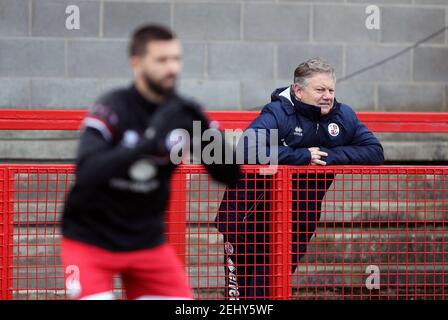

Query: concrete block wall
<box><xmin>0</xmin><ymin>0</ymin><xmax>446</xmax><ymax>111</ymax></box>
<box><xmin>2</xmin><ymin>1</ymin><xmax>447</xmax><ymax>300</ymax></box>
<box><xmin>1</xmin><ymin>0</ymin><xmax>448</xmax><ymax>162</ymax></box>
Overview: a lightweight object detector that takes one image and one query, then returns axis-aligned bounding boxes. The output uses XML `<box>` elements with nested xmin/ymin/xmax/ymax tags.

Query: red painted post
<box><xmin>282</xmin><ymin>168</ymin><xmax>293</xmax><ymax>299</ymax></box>
<box><xmin>269</xmin><ymin>167</ymin><xmax>292</xmax><ymax>299</ymax></box>
<box><xmin>0</xmin><ymin>167</ymin><xmax>6</xmax><ymax>299</ymax></box>
<box><xmin>6</xmin><ymin>168</ymin><xmax>14</xmax><ymax>300</ymax></box>
<box><xmin>0</xmin><ymin>167</ymin><xmax>14</xmax><ymax>299</ymax></box>
<box><xmin>166</xmin><ymin>168</ymin><xmax>187</xmax><ymax>266</ymax></box>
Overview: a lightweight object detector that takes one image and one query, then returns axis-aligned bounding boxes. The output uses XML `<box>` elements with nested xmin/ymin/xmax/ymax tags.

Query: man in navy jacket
<box><xmin>215</xmin><ymin>58</ymin><xmax>384</xmax><ymax>299</ymax></box>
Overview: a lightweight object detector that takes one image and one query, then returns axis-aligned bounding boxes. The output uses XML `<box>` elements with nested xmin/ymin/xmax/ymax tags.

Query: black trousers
<box><xmin>215</xmin><ymin>173</ymin><xmax>334</xmax><ymax>299</ymax></box>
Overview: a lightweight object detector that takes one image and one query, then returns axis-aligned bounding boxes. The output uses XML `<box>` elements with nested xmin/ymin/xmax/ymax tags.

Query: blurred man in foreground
<box><xmin>61</xmin><ymin>24</ymin><xmax>240</xmax><ymax>300</ymax></box>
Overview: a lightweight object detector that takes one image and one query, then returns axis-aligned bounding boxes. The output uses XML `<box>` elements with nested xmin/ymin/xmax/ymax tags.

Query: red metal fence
<box><xmin>0</xmin><ymin>164</ymin><xmax>447</xmax><ymax>300</ymax></box>
<box><xmin>0</xmin><ymin>109</ymin><xmax>447</xmax><ymax>132</ymax></box>
<box><xmin>0</xmin><ymin>110</ymin><xmax>447</xmax><ymax>300</ymax></box>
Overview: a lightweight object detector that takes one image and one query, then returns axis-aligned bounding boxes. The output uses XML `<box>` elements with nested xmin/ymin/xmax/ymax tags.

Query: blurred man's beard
<box><xmin>143</xmin><ymin>73</ymin><xmax>176</xmax><ymax>96</ymax></box>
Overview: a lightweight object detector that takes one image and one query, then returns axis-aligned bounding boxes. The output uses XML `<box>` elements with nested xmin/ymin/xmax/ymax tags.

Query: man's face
<box><xmin>292</xmin><ymin>73</ymin><xmax>335</xmax><ymax>116</ymax></box>
<box><xmin>131</xmin><ymin>39</ymin><xmax>182</xmax><ymax>95</ymax></box>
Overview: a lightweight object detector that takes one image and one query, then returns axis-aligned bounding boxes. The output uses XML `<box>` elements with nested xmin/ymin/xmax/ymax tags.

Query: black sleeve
<box><xmin>75</xmin><ymin>127</ymin><xmax>146</xmax><ymax>188</ymax></box>
<box><xmin>197</xmin><ymin>127</ymin><xmax>242</xmax><ymax>187</ymax></box>
<box><xmin>152</xmin><ymin>94</ymin><xmax>242</xmax><ymax>187</ymax></box>
<box><xmin>75</xmin><ymin>94</ymin><xmax>241</xmax><ymax>188</ymax></box>
<box><xmin>74</xmin><ymin>95</ymin><xmax>164</xmax><ymax>188</ymax></box>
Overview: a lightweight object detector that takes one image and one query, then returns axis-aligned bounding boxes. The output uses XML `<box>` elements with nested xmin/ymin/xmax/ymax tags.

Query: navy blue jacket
<box><xmin>244</xmin><ymin>86</ymin><xmax>384</xmax><ymax>165</ymax></box>
<box><xmin>216</xmin><ymin>87</ymin><xmax>384</xmax><ymax>298</ymax></box>
<box><xmin>216</xmin><ymin>85</ymin><xmax>384</xmax><ymax>235</ymax></box>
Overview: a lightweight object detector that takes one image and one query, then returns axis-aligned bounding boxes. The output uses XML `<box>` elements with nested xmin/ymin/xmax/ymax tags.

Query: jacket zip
<box><xmin>316</xmin><ymin>122</ymin><xmax>322</xmax><ymax>146</ymax></box>
<box><xmin>243</xmin><ymin>193</ymin><xmax>265</xmax><ymax>221</ymax></box>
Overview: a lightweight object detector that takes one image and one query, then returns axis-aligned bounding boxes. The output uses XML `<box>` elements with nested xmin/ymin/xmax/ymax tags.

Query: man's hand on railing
<box><xmin>308</xmin><ymin>147</ymin><xmax>328</xmax><ymax>166</ymax></box>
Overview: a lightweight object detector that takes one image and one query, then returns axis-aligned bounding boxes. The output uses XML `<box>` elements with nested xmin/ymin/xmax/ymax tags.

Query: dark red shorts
<box><xmin>61</xmin><ymin>237</ymin><xmax>193</xmax><ymax>300</ymax></box>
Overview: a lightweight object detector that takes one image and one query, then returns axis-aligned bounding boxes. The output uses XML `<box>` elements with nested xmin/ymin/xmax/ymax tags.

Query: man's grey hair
<box><xmin>293</xmin><ymin>57</ymin><xmax>336</xmax><ymax>88</ymax></box>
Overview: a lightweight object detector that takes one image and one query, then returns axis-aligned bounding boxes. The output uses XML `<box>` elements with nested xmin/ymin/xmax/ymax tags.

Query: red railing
<box><xmin>0</xmin><ymin>109</ymin><xmax>447</xmax><ymax>132</ymax></box>
<box><xmin>0</xmin><ymin>110</ymin><xmax>447</xmax><ymax>300</ymax></box>
<box><xmin>1</xmin><ymin>164</ymin><xmax>447</xmax><ymax>300</ymax></box>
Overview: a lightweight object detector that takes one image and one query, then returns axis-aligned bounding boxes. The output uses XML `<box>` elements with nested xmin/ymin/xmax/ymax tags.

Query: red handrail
<box><xmin>0</xmin><ymin>109</ymin><xmax>447</xmax><ymax>132</ymax></box>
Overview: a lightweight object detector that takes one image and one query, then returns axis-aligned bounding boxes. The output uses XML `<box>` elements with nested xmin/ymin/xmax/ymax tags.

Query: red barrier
<box><xmin>0</xmin><ymin>109</ymin><xmax>447</xmax><ymax>132</ymax></box>
<box><xmin>0</xmin><ymin>164</ymin><xmax>447</xmax><ymax>299</ymax></box>
<box><xmin>0</xmin><ymin>110</ymin><xmax>447</xmax><ymax>300</ymax></box>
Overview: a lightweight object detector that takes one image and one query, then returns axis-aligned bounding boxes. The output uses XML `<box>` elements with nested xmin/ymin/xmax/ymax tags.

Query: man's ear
<box><xmin>129</xmin><ymin>56</ymin><xmax>141</xmax><ymax>74</ymax></box>
<box><xmin>292</xmin><ymin>83</ymin><xmax>303</xmax><ymax>101</ymax></box>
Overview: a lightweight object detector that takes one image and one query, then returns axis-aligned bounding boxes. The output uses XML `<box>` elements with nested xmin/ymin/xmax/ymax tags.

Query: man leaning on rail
<box><xmin>215</xmin><ymin>57</ymin><xmax>385</xmax><ymax>300</ymax></box>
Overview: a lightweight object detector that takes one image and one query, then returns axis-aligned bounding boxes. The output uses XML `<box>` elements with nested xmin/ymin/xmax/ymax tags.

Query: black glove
<box><xmin>135</xmin><ymin>93</ymin><xmax>242</xmax><ymax>186</ymax></box>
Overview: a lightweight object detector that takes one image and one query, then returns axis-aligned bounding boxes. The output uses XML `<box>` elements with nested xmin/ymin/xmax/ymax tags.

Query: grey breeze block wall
<box><xmin>0</xmin><ymin>0</ymin><xmax>448</xmax><ymax>162</ymax></box>
<box><xmin>1</xmin><ymin>1</ymin><xmax>448</xmax><ymax>299</ymax></box>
